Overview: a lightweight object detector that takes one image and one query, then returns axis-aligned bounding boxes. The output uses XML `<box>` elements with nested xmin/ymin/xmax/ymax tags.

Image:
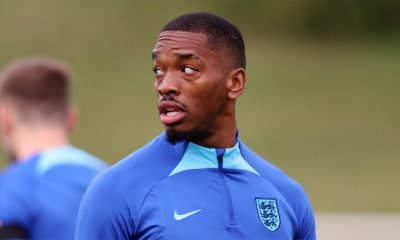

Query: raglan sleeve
<box><xmin>75</xmin><ymin>172</ymin><xmax>135</xmax><ymax>240</ymax></box>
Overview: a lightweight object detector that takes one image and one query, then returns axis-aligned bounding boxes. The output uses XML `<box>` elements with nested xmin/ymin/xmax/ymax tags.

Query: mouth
<box><xmin>158</xmin><ymin>101</ymin><xmax>186</xmax><ymax>125</ymax></box>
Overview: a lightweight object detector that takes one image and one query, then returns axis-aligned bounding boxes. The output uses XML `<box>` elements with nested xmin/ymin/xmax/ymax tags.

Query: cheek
<box><xmin>183</xmin><ymin>72</ymin><xmax>228</xmax><ymax>111</ymax></box>
<box><xmin>191</xmin><ymin>88</ymin><xmax>226</xmax><ymax>117</ymax></box>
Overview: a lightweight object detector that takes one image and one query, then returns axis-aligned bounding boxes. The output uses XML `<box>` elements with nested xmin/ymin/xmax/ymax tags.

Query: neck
<box><xmin>11</xmin><ymin>124</ymin><xmax>70</xmax><ymax>162</ymax></box>
<box><xmin>193</xmin><ymin>117</ymin><xmax>237</xmax><ymax>149</ymax></box>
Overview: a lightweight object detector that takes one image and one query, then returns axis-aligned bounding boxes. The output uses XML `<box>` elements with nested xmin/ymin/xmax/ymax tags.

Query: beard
<box><xmin>166</xmin><ymin>128</ymin><xmax>210</xmax><ymax>144</ymax></box>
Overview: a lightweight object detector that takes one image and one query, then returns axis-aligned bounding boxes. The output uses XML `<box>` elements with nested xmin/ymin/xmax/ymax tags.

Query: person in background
<box><xmin>0</xmin><ymin>57</ymin><xmax>107</xmax><ymax>239</ymax></box>
<box><xmin>76</xmin><ymin>12</ymin><xmax>315</xmax><ymax>239</ymax></box>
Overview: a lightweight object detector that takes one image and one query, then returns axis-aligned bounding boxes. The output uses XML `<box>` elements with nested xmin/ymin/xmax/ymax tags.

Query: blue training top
<box><xmin>0</xmin><ymin>145</ymin><xmax>107</xmax><ymax>239</ymax></box>
<box><xmin>76</xmin><ymin>133</ymin><xmax>315</xmax><ymax>239</ymax></box>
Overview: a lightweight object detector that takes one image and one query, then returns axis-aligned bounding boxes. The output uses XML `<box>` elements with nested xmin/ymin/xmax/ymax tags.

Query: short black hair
<box><xmin>161</xmin><ymin>12</ymin><xmax>246</xmax><ymax>69</ymax></box>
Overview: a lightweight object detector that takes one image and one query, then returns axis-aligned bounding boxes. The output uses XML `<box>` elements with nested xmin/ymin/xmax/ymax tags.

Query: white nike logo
<box><xmin>174</xmin><ymin>209</ymin><xmax>202</xmax><ymax>220</ymax></box>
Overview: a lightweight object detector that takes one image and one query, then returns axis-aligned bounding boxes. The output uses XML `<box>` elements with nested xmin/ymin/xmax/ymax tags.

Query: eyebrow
<box><xmin>151</xmin><ymin>51</ymin><xmax>159</xmax><ymax>60</ymax></box>
<box><xmin>175</xmin><ymin>53</ymin><xmax>195</xmax><ymax>61</ymax></box>
<box><xmin>152</xmin><ymin>52</ymin><xmax>201</xmax><ymax>62</ymax></box>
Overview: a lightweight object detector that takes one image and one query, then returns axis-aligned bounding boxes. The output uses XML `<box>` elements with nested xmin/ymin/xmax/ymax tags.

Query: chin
<box><xmin>165</xmin><ymin>128</ymin><xmax>210</xmax><ymax>144</ymax></box>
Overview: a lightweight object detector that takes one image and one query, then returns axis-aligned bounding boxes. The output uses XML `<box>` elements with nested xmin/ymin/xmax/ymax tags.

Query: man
<box><xmin>0</xmin><ymin>57</ymin><xmax>107</xmax><ymax>239</ymax></box>
<box><xmin>76</xmin><ymin>12</ymin><xmax>316</xmax><ymax>239</ymax></box>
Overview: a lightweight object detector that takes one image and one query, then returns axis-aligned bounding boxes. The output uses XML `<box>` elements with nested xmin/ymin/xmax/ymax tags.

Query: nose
<box><xmin>156</xmin><ymin>72</ymin><xmax>180</xmax><ymax>96</ymax></box>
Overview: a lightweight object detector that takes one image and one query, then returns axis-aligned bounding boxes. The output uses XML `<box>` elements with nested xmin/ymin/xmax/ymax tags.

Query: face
<box><xmin>152</xmin><ymin>31</ymin><xmax>232</xmax><ymax>143</ymax></box>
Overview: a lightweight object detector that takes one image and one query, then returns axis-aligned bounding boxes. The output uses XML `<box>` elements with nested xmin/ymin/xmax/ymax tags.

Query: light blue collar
<box><xmin>169</xmin><ymin>141</ymin><xmax>259</xmax><ymax>176</ymax></box>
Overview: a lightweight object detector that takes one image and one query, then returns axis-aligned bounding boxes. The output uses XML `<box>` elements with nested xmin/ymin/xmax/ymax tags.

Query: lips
<box><xmin>158</xmin><ymin>101</ymin><xmax>186</xmax><ymax>125</ymax></box>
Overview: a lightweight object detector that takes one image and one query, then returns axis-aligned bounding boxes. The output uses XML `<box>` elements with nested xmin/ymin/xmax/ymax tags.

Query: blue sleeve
<box><xmin>75</xmin><ymin>173</ymin><xmax>134</xmax><ymax>240</ymax></box>
<box><xmin>0</xmin><ymin>174</ymin><xmax>34</xmax><ymax>231</ymax></box>
<box><xmin>294</xmin><ymin>190</ymin><xmax>316</xmax><ymax>240</ymax></box>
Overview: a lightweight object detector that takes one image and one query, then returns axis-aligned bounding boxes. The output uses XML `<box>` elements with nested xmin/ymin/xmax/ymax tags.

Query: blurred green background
<box><xmin>0</xmin><ymin>1</ymin><xmax>399</xmax><ymax>211</ymax></box>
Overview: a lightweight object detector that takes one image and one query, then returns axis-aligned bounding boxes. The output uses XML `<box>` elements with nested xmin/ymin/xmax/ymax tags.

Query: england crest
<box><xmin>256</xmin><ymin>198</ymin><xmax>280</xmax><ymax>231</ymax></box>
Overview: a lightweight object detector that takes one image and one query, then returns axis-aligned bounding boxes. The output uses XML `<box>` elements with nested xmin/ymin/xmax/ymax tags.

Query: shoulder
<box><xmin>0</xmin><ymin>157</ymin><xmax>38</xmax><ymax>189</ymax></box>
<box><xmin>76</xmin><ymin>133</ymin><xmax>187</xmax><ymax>239</ymax></box>
<box><xmin>240</xmin><ymin>142</ymin><xmax>307</xmax><ymax>198</ymax></box>
<box><xmin>239</xmin><ymin>141</ymin><xmax>314</xmax><ymax>222</ymax></box>
<box><xmin>0</xmin><ymin>157</ymin><xmax>39</xmax><ymax>228</ymax></box>
<box><xmin>93</xmin><ymin>133</ymin><xmax>186</xmax><ymax>192</ymax></box>
<box><xmin>79</xmin><ymin>134</ymin><xmax>186</xmax><ymax>215</ymax></box>
<box><xmin>92</xmin><ymin>132</ymin><xmax>185</xmax><ymax>194</ymax></box>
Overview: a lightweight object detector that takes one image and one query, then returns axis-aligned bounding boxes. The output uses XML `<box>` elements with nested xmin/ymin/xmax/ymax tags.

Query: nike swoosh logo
<box><xmin>174</xmin><ymin>209</ymin><xmax>202</xmax><ymax>220</ymax></box>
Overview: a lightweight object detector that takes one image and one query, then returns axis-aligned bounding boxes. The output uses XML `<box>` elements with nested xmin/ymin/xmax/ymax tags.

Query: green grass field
<box><xmin>0</xmin><ymin>1</ymin><xmax>399</xmax><ymax>211</ymax></box>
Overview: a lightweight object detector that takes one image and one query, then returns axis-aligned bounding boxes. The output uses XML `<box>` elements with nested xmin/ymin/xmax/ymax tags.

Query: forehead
<box><xmin>152</xmin><ymin>31</ymin><xmax>216</xmax><ymax>60</ymax></box>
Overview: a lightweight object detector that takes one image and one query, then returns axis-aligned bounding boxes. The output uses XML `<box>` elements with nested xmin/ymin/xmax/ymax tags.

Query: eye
<box><xmin>182</xmin><ymin>66</ymin><xmax>196</xmax><ymax>74</ymax></box>
<box><xmin>153</xmin><ymin>68</ymin><xmax>165</xmax><ymax>77</ymax></box>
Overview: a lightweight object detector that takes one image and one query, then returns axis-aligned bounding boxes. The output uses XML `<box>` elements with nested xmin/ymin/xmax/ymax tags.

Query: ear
<box><xmin>66</xmin><ymin>104</ymin><xmax>79</xmax><ymax>134</ymax></box>
<box><xmin>226</xmin><ymin>68</ymin><xmax>246</xmax><ymax>100</ymax></box>
<box><xmin>0</xmin><ymin>103</ymin><xmax>13</xmax><ymax>135</ymax></box>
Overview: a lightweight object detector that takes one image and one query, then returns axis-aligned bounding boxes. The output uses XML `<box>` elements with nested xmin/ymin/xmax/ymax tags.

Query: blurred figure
<box><xmin>0</xmin><ymin>57</ymin><xmax>107</xmax><ymax>239</ymax></box>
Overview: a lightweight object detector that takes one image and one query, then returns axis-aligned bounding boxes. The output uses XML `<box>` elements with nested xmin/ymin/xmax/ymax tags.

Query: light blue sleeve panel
<box><xmin>36</xmin><ymin>145</ymin><xmax>106</xmax><ymax>176</ymax></box>
<box><xmin>75</xmin><ymin>170</ymin><xmax>133</xmax><ymax>240</ymax></box>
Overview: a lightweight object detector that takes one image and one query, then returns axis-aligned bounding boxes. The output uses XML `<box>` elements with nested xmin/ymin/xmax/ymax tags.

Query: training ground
<box><xmin>316</xmin><ymin>213</ymin><xmax>400</xmax><ymax>239</ymax></box>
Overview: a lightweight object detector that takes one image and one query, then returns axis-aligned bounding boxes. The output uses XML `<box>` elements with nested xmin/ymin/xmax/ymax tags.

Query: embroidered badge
<box><xmin>256</xmin><ymin>198</ymin><xmax>280</xmax><ymax>231</ymax></box>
